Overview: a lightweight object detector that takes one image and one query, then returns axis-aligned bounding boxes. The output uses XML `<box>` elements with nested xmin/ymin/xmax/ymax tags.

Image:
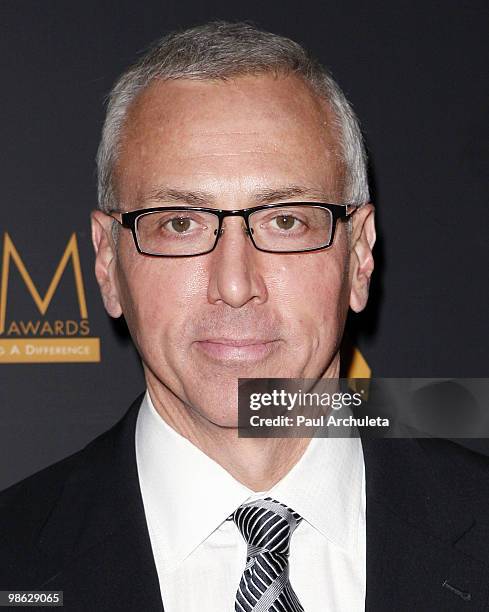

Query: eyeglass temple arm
<box><xmin>345</xmin><ymin>204</ymin><xmax>360</xmax><ymax>217</ymax></box>
<box><xmin>107</xmin><ymin>211</ymin><xmax>124</xmax><ymax>225</ymax></box>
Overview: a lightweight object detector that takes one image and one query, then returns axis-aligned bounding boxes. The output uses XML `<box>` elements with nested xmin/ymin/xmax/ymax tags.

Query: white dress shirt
<box><xmin>135</xmin><ymin>391</ymin><xmax>366</xmax><ymax>611</ymax></box>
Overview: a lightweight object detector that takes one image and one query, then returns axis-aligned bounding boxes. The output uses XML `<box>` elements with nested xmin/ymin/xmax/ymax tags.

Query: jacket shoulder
<box><xmin>363</xmin><ymin>436</ymin><xmax>489</xmax><ymax>525</ymax></box>
<box><xmin>0</xmin><ymin>396</ymin><xmax>144</xmax><ymax>590</ymax></box>
<box><xmin>420</xmin><ymin>438</ymin><xmax>489</xmax><ymax>503</ymax></box>
<box><xmin>419</xmin><ymin>437</ymin><xmax>489</xmax><ymax>478</ymax></box>
<box><xmin>0</xmin><ymin>423</ymin><xmax>116</xmax><ymax>549</ymax></box>
<box><xmin>0</xmin><ymin>394</ymin><xmax>144</xmax><ymax>529</ymax></box>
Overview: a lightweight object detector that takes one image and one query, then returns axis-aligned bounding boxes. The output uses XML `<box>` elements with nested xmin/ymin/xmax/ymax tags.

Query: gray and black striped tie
<box><xmin>233</xmin><ymin>497</ymin><xmax>304</xmax><ymax>612</ymax></box>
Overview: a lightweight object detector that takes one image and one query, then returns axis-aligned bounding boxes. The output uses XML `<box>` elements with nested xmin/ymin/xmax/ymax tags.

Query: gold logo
<box><xmin>0</xmin><ymin>233</ymin><xmax>100</xmax><ymax>363</ymax></box>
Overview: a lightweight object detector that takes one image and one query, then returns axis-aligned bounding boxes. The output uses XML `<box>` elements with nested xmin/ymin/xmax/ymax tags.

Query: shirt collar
<box><xmin>136</xmin><ymin>391</ymin><xmax>364</xmax><ymax>571</ymax></box>
<box><xmin>266</xmin><ymin>433</ymin><xmax>365</xmax><ymax>551</ymax></box>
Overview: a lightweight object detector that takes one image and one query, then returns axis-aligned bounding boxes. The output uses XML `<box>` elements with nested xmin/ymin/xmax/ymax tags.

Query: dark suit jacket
<box><xmin>1</xmin><ymin>395</ymin><xmax>489</xmax><ymax>611</ymax></box>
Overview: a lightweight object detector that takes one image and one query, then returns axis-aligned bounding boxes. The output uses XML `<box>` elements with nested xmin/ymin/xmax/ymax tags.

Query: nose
<box><xmin>207</xmin><ymin>218</ymin><xmax>268</xmax><ymax>308</ymax></box>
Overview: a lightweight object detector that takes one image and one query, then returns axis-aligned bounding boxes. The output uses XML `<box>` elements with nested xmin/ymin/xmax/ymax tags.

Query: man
<box><xmin>1</xmin><ymin>21</ymin><xmax>489</xmax><ymax>612</ymax></box>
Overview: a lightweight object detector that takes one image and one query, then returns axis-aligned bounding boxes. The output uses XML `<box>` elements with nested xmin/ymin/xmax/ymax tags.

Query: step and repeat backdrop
<box><xmin>1</xmin><ymin>1</ymin><xmax>488</xmax><ymax>489</ymax></box>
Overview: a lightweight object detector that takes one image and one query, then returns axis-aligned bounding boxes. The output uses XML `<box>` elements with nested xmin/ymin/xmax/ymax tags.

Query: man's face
<box><xmin>92</xmin><ymin>74</ymin><xmax>375</xmax><ymax>426</ymax></box>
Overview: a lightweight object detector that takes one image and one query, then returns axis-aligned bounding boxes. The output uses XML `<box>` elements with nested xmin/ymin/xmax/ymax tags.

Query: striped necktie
<box><xmin>233</xmin><ymin>497</ymin><xmax>304</xmax><ymax>612</ymax></box>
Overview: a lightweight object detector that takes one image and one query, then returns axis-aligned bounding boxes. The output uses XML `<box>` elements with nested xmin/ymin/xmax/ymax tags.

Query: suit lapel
<box><xmin>35</xmin><ymin>396</ymin><xmax>164</xmax><ymax>611</ymax></box>
<box><xmin>362</xmin><ymin>437</ymin><xmax>489</xmax><ymax>610</ymax></box>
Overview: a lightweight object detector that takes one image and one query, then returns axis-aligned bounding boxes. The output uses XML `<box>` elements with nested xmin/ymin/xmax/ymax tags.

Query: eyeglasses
<box><xmin>109</xmin><ymin>202</ymin><xmax>357</xmax><ymax>257</ymax></box>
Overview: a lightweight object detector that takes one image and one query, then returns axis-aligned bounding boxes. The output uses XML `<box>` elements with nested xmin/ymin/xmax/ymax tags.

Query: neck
<box><xmin>145</xmin><ymin>358</ymin><xmax>340</xmax><ymax>491</ymax></box>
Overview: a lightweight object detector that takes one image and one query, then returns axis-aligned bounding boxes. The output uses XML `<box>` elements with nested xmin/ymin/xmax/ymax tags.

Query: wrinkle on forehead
<box><xmin>141</xmin><ymin>184</ymin><xmax>336</xmax><ymax>208</ymax></box>
<box><xmin>114</xmin><ymin>74</ymin><xmax>345</xmax><ymax>207</ymax></box>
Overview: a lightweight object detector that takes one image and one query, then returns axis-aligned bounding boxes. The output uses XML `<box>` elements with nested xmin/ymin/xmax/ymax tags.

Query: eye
<box><xmin>163</xmin><ymin>216</ymin><xmax>198</xmax><ymax>233</ymax></box>
<box><xmin>270</xmin><ymin>214</ymin><xmax>304</xmax><ymax>231</ymax></box>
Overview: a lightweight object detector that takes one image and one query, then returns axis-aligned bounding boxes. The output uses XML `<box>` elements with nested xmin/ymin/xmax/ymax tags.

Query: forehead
<box><xmin>114</xmin><ymin>73</ymin><xmax>344</xmax><ymax>206</ymax></box>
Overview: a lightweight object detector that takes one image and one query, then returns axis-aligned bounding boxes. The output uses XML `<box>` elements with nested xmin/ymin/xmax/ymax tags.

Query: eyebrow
<box><xmin>143</xmin><ymin>185</ymin><xmax>330</xmax><ymax>207</ymax></box>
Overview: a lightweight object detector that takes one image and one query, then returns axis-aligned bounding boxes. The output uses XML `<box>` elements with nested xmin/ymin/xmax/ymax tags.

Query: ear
<box><xmin>349</xmin><ymin>204</ymin><xmax>376</xmax><ymax>313</ymax></box>
<box><xmin>91</xmin><ymin>210</ymin><xmax>123</xmax><ymax>318</ymax></box>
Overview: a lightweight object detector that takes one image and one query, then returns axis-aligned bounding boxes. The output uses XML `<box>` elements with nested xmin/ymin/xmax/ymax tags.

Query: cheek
<box><xmin>269</xmin><ymin>251</ymin><xmax>349</xmax><ymax>335</ymax></box>
<box><xmin>115</xmin><ymin>253</ymin><xmax>207</xmax><ymax>349</ymax></box>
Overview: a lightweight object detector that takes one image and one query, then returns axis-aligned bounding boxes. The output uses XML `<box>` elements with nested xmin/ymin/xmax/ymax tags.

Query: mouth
<box><xmin>194</xmin><ymin>338</ymin><xmax>280</xmax><ymax>362</ymax></box>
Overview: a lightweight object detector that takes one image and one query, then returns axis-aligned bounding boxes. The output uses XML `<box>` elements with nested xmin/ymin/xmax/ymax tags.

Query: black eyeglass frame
<box><xmin>109</xmin><ymin>202</ymin><xmax>358</xmax><ymax>257</ymax></box>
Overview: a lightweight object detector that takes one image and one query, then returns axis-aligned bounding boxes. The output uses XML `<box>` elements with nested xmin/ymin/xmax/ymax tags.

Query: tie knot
<box><xmin>233</xmin><ymin>497</ymin><xmax>301</xmax><ymax>556</ymax></box>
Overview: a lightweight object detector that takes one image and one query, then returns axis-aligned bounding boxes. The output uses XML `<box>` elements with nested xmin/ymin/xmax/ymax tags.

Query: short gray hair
<box><xmin>97</xmin><ymin>21</ymin><xmax>369</xmax><ymax>213</ymax></box>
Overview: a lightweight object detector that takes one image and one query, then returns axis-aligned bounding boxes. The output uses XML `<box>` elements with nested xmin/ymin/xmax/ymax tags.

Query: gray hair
<box><xmin>97</xmin><ymin>21</ymin><xmax>369</xmax><ymax>213</ymax></box>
